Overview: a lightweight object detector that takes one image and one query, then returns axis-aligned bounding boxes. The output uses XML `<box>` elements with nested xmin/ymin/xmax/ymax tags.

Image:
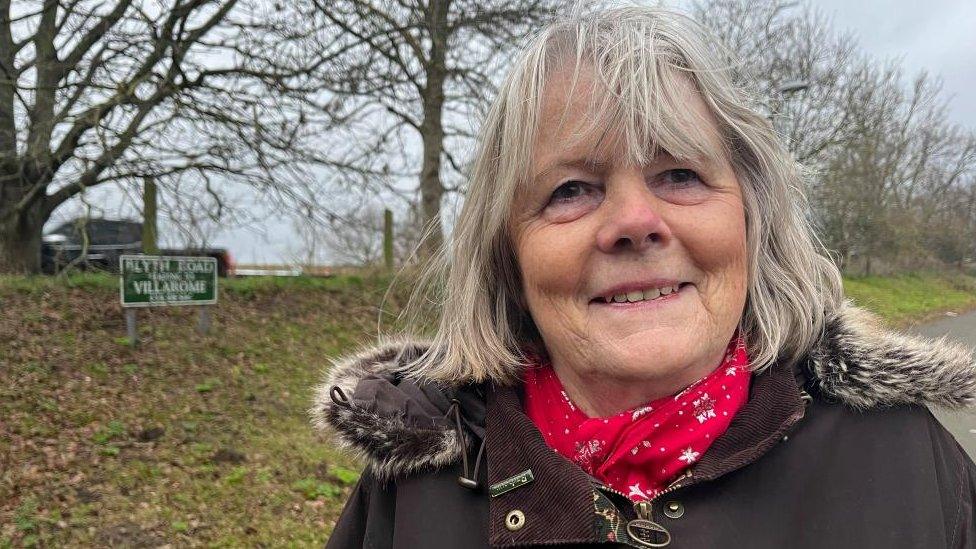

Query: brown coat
<box><xmin>313</xmin><ymin>306</ymin><xmax>976</xmax><ymax>548</ymax></box>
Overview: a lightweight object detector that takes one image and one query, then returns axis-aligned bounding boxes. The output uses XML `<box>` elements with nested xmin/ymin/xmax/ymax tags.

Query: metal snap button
<box><xmin>663</xmin><ymin>501</ymin><xmax>684</xmax><ymax>519</ymax></box>
<box><xmin>505</xmin><ymin>509</ymin><xmax>526</xmax><ymax>531</ymax></box>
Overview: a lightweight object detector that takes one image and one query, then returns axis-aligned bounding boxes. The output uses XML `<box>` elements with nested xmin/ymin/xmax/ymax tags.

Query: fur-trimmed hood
<box><xmin>309</xmin><ymin>339</ymin><xmax>465</xmax><ymax>480</ymax></box>
<box><xmin>310</xmin><ymin>303</ymin><xmax>976</xmax><ymax>480</ymax></box>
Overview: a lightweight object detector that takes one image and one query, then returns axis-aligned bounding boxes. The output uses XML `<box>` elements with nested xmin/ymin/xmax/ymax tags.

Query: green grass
<box><xmin>0</xmin><ymin>271</ymin><xmax>404</xmax><ymax>547</ymax></box>
<box><xmin>843</xmin><ymin>272</ymin><xmax>976</xmax><ymax>325</ymax></box>
<box><xmin>0</xmin><ymin>271</ymin><xmax>118</xmax><ymax>292</ymax></box>
<box><xmin>222</xmin><ymin>272</ymin><xmax>376</xmax><ymax>296</ymax></box>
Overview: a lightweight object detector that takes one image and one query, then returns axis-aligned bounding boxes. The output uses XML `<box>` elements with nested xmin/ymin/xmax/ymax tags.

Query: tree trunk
<box><xmin>0</xmin><ymin>200</ymin><xmax>46</xmax><ymax>274</ymax></box>
<box><xmin>417</xmin><ymin>0</ymin><xmax>448</xmax><ymax>261</ymax></box>
<box><xmin>418</xmin><ymin>108</ymin><xmax>445</xmax><ymax>260</ymax></box>
<box><xmin>836</xmin><ymin>242</ymin><xmax>850</xmax><ymax>272</ymax></box>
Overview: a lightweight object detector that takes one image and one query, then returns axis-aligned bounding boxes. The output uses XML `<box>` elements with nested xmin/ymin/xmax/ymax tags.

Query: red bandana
<box><xmin>523</xmin><ymin>335</ymin><xmax>752</xmax><ymax>501</ymax></box>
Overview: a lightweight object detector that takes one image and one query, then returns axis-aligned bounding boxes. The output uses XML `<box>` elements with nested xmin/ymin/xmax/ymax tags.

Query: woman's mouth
<box><xmin>590</xmin><ymin>282</ymin><xmax>693</xmax><ymax>306</ymax></box>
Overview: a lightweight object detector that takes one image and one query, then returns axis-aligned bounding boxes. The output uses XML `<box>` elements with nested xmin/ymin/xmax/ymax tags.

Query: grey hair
<box><xmin>396</xmin><ymin>5</ymin><xmax>844</xmax><ymax>385</ymax></box>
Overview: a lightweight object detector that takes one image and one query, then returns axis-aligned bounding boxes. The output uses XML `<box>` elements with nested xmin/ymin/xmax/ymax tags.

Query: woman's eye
<box><xmin>661</xmin><ymin>169</ymin><xmax>703</xmax><ymax>188</ymax></box>
<box><xmin>549</xmin><ymin>181</ymin><xmax>591</xmax><ymax>203</ymax></box>
<box><xmin>542</xmin><ymin>180</ymin><xmax>602</xmax><ymax>221</ymax></box>
<box><xmin>652</xmin><ymin>168</ymin><xmax>709</xmax><ymax>205</ymax></box>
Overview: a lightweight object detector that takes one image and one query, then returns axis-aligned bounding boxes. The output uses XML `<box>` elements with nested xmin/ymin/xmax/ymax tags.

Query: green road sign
<box><xmin>120</xmin><ymin>255</ymin><xmax>217</xmax><ymax>307</ymax></box>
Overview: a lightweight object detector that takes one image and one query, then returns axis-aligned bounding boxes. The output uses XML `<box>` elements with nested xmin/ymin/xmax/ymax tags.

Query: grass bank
<box><xmin>2</xmin><ymin>270</ymin><xmax>974</xmax><ymax>547</ymax></box>
<box><xmin>0</xmin><ymin>272</ymin><xmax>402</xmax><ymax>547</ymax></box>
<box><xmin>842</xmin><ymin>272</ymin><xmax>976</xmax><ymax>326</ymax></box>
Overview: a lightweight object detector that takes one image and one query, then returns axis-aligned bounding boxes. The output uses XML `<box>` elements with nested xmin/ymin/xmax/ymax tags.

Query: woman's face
<box><xmin>509</xmin><ymin>70</ymin><xmax>749</xmax><ymax>403</ymax></box>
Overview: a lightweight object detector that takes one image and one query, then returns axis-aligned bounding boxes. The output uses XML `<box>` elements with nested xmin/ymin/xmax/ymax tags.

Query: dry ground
<box><xmin>1</xmin><ymin>274</ymin><xmax>401</xmax><ymax>547</ymax></box>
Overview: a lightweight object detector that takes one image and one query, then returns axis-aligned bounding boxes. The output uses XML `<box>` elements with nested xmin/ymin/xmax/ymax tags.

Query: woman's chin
<box><xmin>587</xmin><ymin>325</ymin><xmax>724</xmax><ymax>394</ymax></box>
<box><xmin>597</xmin><ymin>341</ymin><xmax>702</xmax><ymax>382</ymax></box>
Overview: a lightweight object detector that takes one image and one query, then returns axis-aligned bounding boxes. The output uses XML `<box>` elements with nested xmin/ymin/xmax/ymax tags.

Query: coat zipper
<box><xmin>648</xmin><ymin>470</ymin><xmax>693</xmax><ymax>507</ymax></box>
<box><xmin>591</xmin><ymin>470</ymin><xmax>692</xmax><ymax>547</ymax></box>
<box><xmin>585</xmin><ymin>390</ymin><xmax>810</xmax><ymax>546</ymax></box>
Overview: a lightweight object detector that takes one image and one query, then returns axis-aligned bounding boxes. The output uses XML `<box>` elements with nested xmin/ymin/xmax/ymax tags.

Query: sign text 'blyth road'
<box><xmin>120</xmin><ymin>255</ymin><xmax>217</xmax><ymax>307</ymax></box>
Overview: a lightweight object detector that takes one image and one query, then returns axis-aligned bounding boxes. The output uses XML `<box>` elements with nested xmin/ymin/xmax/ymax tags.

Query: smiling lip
<box><xmin>590</xmin><ymin>280</ymin><xmax>691</xmax><ymax>303</ymax></box>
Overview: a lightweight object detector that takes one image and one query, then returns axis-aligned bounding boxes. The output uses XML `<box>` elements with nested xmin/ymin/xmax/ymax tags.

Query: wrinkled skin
<box><xmin>508</xmin><ymin>70</ymin><xmax>749</xmax><ymax>417</ymax></box>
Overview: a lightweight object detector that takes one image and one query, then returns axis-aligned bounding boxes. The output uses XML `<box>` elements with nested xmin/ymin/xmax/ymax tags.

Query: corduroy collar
<box><xmin>485</xmin><ymin>359</ymin><xmax>806</xmax><ymax>547</ymax></box>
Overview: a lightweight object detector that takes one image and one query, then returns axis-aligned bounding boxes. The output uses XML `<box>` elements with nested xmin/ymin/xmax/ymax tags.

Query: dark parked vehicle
<box><xmin>41</xmin><ymin>219</ymin><xmax>142</xmax><ymax>274</ymax></box>
<box><xmin>41</xmin><ymin>218</ymin><xmax>233</xmax><ymax>276</ymax></box>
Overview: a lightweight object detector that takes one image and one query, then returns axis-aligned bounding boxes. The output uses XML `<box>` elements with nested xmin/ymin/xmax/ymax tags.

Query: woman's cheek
<box><xmin>690</xmin><ymin>208</ymin><xmax>748</xmax><ymax>301</ymax></box>
<box><xmin>518</xmin><ymin>224</ymin><xmax>587</xmax><ymax>302</ymax></box>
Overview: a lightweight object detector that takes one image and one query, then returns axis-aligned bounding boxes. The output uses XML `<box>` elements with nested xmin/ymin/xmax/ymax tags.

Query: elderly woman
<box><xmin>313</xmin><ymin>6</ymin><xmax>976</xmax><ymax>548</ymax></box>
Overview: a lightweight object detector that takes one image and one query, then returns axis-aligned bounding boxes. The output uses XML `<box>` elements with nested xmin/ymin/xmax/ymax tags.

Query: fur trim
<box><xmin>312</xmin><ymin>305</ymin><xmax>976</xmax><ymax>478</ymax></box>
<box><xmin>807</xmin><ymin>302</ymin><xmax>976</xmax><ymax>410</ymax></box>
<box><xmin>309</xmin><ymin>336</ymin><xmax>465</xmax><ymax>481</ymax></box>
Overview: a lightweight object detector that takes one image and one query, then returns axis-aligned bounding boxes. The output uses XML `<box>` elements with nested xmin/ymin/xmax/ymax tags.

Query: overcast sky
<box><xmin>812</xmin><ymin>0</ymin><xmax>976</xmax><ymax>130</ymax></box>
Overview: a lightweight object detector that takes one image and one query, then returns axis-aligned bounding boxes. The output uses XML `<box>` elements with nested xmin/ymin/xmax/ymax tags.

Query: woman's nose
<box><xmin>595</xmin><ymin>175</ymin><xmax>672</xmax><ymax>253</ymax></box>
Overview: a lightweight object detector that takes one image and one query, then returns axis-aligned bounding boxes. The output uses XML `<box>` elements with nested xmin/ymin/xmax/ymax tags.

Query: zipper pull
<box><xmin>634</xmin><ymin>501</ymin><xmax>654</xmax><ymax>521</ymax></box>
<box><xmin>626</xmin><ymin>501</ymin><xmax>671</xmax><ymax>547</ymax></box>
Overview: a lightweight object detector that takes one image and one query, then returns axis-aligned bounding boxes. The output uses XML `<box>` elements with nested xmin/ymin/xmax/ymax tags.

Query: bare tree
<box><xmin>0</xmin><ymin>1</ymin><xmax>337</xmax><ymax>273</ymax></box>
<box><xmin>296</xmin><ymin>200</ymin><xmax>424</xmax><ymax>268</ymax></box>
<box><xmin>923</xmin><ymin>179</ymin><xmax>976</xmax><ymax>269</ymax></box>
<box><xmin>314</xmin><ymin>0</ymin><xmax>565</xmax><ymax>259</ymax></box>
<box><xmin>693</xmin><ymin>0</ymin><xmax>864</xmax><ymax>164</ymax></box>
<box><xmin>696</xmin><ymin>0</ymin><xmax>976</xmax><ymax>274</ymax></box>
<box><xmin>816</xmin><ymin>66</ymin><xmax>976</xmax><ymax>273</ymax></box>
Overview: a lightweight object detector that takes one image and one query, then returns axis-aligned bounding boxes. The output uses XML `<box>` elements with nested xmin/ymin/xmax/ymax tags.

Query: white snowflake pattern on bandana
<box><xmin>678</xmin><ymin>447</ymin><xmax>700</xmax><ymax>464</ymax></box>
<box><xmin>631</xmin><ymin>405</ymin><xmax>654</xmax><ymax>422</ymax></box>
<box><xmin>574</xmin><ymin>439</ymin><xmax>604</xmax><ymax>467</ymax></box>
<box><xmin>560</xmin><ymin>389</ymin><xmax>577</xmax><ymax>412</ymax></box>
<box><xmin>725</xmin><ymin>366</ymin><xmax>738</xmax><ymax>376</ymax></box>
<box><xmin>723</xmin><ymin>347</ymin><xmax>735</xmax><ymax>363</ymax></box>
<box><xmin>630</xmin><ymin>440</ymin><xmax>652</xmax><ymax>455</ymax></box>
<box><xmin>693</xmin><ymin>393</ymin><xmax>717</xmax><ymax>424</ymax></box>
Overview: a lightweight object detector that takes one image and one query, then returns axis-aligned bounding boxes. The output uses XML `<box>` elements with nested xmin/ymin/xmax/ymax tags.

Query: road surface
<box><xmin>912</xmin><ymin>310</ymin><xmax>976</xmax><ymax>459</ymax></box>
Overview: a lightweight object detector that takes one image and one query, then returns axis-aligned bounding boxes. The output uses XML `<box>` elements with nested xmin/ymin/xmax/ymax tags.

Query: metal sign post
<box><xmin>197</xmin><ymin>306</ymin><xmax>211</xmax><ymax>335</ymax></box>
<box><xmin>125</xmin><ymin>308</ymin><xmax>138</xmax><ymax>347</ymax></box>
<box><xmin>119</xmin><ymin>255</ymin><xmax>219</xmax><ymax>341</ymax></box>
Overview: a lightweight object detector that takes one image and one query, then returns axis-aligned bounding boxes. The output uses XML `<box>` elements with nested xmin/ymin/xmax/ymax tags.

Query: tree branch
<box><xmin>57</xmin><ymin>0</ymin><xmax>134</xmax><ymax>81</ymax></box>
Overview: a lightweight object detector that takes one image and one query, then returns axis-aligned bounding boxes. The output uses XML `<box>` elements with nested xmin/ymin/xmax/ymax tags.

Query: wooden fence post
<box><xmin>383</xmin><ymin>209</ymin><xmax>394</xmax><ymax>271</ymax></box>
<box><xmin>142</xmin><ymin>177</ymin><xmax>159</xmax><ymax>255</ymax></box>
